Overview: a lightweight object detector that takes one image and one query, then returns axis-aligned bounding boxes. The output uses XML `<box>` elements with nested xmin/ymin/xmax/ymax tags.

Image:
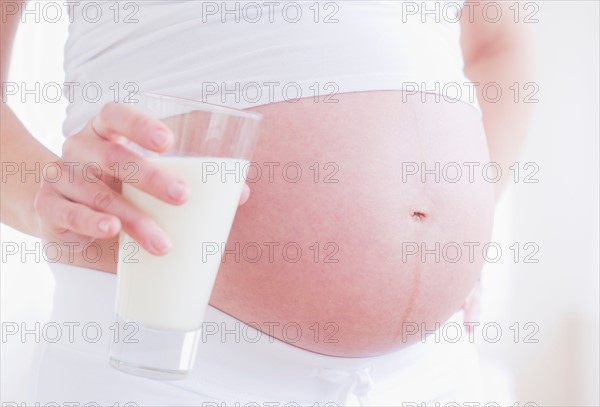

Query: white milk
<box><xmin>115</xmin><ymin>156</ymin><xmax>247</xmax><ymax>331</ymax></box>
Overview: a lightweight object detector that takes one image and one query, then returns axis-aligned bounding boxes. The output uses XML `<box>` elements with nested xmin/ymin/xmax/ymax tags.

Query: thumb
<box><xmin>238</xmin><ymin>183</ymin><xmax>250</xmax><ymax>206</ymax></box>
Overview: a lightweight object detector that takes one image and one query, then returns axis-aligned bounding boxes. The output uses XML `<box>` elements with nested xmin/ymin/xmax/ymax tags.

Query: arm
<box><xmin>2</xmin><ymin>7</ymin><xmax>248</xmax><ymax>273</ymax></box>
<box><xmin>460</xmin><ymin>0</ymin><xmax>536</xmax><ymax>199</ymax></box>
<box><xmin>1</xmin><ymin>0</ymin><xmax>57</xmax><ymax>236</ymax></box>
<box><xmin>1</xmin><ymin>2</ymin><xmax>190</xmax><ymax>272</ymax></box>
<box><xmin>459</xmin><ymin>1</ymin><xmax>536</xmax><ymax>326</ymax></box>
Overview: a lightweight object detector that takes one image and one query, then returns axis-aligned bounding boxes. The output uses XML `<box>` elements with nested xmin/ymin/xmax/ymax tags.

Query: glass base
<box><xmin>107</xmin><ymin>314</ymin><xmax>200</xmax><ymax>380</ymax></box>
<box><xmin>108</xmin><ymin>357</ymin><xmax>190</xmax><ymax>380</ymax></box>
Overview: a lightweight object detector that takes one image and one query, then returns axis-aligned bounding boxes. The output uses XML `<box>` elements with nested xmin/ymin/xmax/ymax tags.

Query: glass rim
<box><xmin>139</xmin><ymin>92</ymin><xmax>263</xmax><ymax>121</ymax></box>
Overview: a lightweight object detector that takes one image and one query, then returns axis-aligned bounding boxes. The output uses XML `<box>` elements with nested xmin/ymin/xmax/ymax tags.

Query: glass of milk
<box><xmin>107</xmin><ymin>93</ymin><xmax>261</xmax><ymax>380</ymax></box>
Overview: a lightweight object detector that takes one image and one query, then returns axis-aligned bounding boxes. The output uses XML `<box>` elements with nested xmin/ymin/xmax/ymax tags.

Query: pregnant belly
<box><xmin>209</xmin><ymin>91</ymin><xmax>495</xmax><ymax>357</ymax></box>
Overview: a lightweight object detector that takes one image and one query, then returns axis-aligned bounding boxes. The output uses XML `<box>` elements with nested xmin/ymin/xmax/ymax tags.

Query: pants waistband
<box><xmin>35</xmin><ymin>262</ymin><xmax>481</xmax><ymax>406</ymax></box>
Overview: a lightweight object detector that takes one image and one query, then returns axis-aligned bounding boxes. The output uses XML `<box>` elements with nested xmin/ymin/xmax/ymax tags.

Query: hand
<box><xmin>461</xmin><ymin>280</ymin><xmax>482</xmax><ymax>333</ymax></box>
<box><xmin>33</xmin><ymin>102</ymin><xmax>250</xmax><ymax>257</ymax></box>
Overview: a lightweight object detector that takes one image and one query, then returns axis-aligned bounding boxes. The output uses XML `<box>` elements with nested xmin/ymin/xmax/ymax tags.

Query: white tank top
<box><xmin>62</xmin><ymin>1</ymin><xmax>478</xmax><ymax>137</ymax></box>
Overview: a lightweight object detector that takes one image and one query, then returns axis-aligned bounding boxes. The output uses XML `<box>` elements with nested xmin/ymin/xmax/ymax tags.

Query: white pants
<box><xmin>30</xmin><ymin>263</ymin><xmax>483</xmax><ymax>406</ymax></box>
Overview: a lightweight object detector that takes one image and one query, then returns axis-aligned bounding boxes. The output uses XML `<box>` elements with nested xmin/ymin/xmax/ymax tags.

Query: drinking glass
<box><xmin>107</xmin><ymin>93</ymin><xmax>262</xmax><ymax>380</ymax></box>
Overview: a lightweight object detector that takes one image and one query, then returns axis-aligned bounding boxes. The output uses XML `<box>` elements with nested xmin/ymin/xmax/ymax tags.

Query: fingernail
<box><xmin>98</xmin><ymin>219</ymin><xmax>114</xmax><ymax>233</ymax></box>
<box><xmin>150</xmin><ymin>231</ymin><xmax>172</xmax><ymax>253</ymax></box>
<box><xmin>168</xmin><ymin>180</ymin><xmax>190</xmax><ymax>201</ymax></box>
<box><xmin>152</xmin><ymin>130</ymin><xmax>170</xmax><ymax>148</ymax></box>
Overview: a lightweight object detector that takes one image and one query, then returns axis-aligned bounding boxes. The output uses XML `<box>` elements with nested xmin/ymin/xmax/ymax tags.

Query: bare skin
<box><xmin>212</xmin><ymin>91</ymin><xmax>495</xmax><ymax>356</ymax></box>
<box><xmin>1</xmin><ymin>1</ymin><xmax>534</xmax><ymax>356</ymax></box>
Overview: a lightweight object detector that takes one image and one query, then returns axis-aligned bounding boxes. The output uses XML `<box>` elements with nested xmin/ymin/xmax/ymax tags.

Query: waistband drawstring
<box><xmin>316</xmin><ymin>366</ymin><xmax>374</xmax><ymax>406</ymax></box>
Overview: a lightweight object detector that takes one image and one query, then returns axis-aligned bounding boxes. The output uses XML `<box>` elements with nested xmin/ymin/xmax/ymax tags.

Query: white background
<box><xmin>1</xmin><ymin>1</ymin><xmax>599</xmax><ymax>406</ymax></box>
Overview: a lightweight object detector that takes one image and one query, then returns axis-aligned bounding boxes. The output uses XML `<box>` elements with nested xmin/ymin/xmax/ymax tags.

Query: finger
<box><xmin>239</xmin><ymin>183</ymin><xmax>250</xmax><ymax>206</ymax></box>
<box><xmin>91</xmin><ymin>102</ymin><xmax>174</xmax><ymax>152</ymax></box>
<box><xmin>49</xmin><ymin>168</ymin><xmax>173</xmax><ymax>256</ymax></box>
<box><xmin>63</xmin><ymin>137</ymin><xmax>190</xmax><ymax>205</ymax></box>
<box><xmin>35</xmin><ymin>187</ymin><xmax>121</xmax><ymax>240</ymax></box>
<box><xmin>462</xmin><ymin>284</ymin><xmax>482</xmax><ymax>332</ymax></box>
<box><xmin>463</xmin><ymin>302</ymin><xmax>481</xmax><ymax>333</ymax></box>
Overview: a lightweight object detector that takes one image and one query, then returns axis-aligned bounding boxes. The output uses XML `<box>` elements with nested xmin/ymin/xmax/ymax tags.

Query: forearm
<box><xmin>466</xmin><ymin>42</ymin><xmax>536</xmax><ymax>198</ymax></box>
<box><xmin>460</xmin><ymin>0</ymin><xmax>536</xmax><ymax>200</ymax></box>
<box><xmin>1</xmin><ymin>102</ymin><xmax>58</xmax><ymax>236</ymax></box>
